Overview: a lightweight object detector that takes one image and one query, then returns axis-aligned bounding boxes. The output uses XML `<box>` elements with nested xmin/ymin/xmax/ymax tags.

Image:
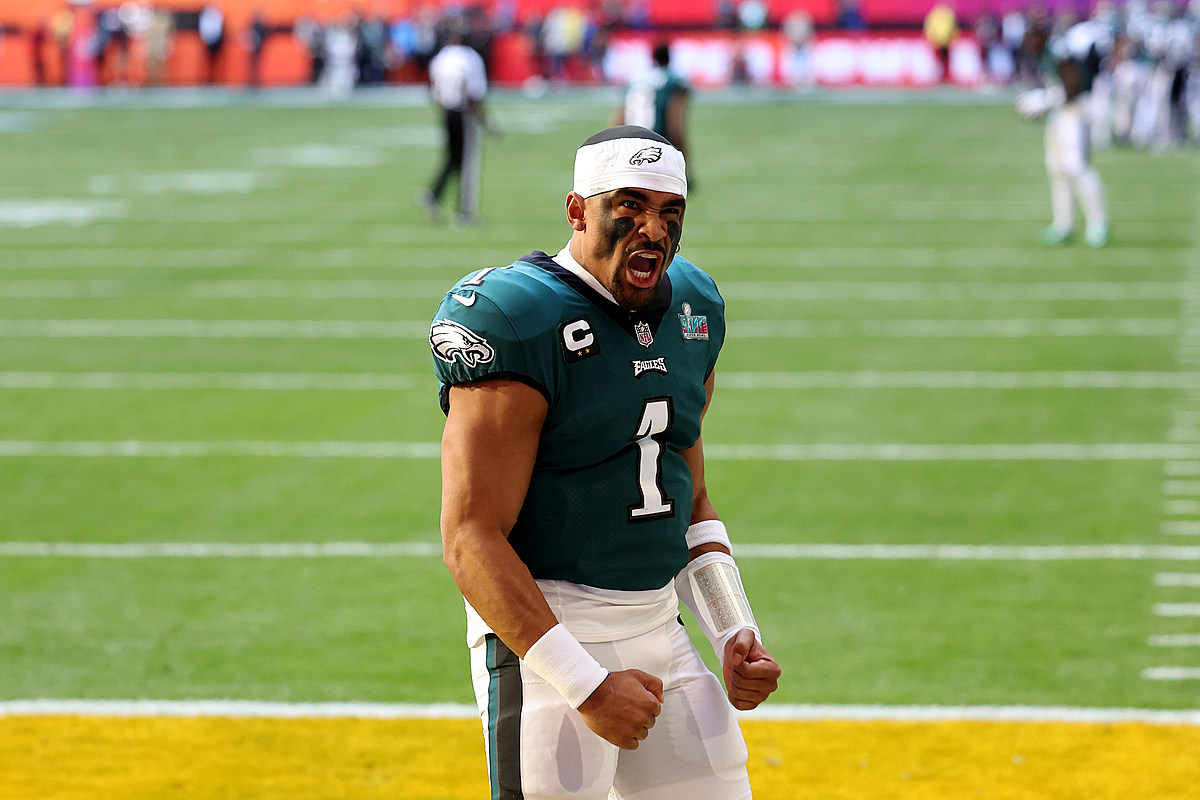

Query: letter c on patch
<box><xmin>562</xmin><ymin>319</ymin><xmax>594</xmax><ymax>350</ymax></box>
<box><xmin>560</xmin><ymin>318</ymin><xmax>598</xmax><ymax>363</ymax></box>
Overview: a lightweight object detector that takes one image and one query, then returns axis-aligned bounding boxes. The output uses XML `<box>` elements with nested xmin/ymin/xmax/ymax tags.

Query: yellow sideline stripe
<box><xmin>4</xmin><ymin>717</ymin><xmax>1200</xmax><ymax>800</ymax></box>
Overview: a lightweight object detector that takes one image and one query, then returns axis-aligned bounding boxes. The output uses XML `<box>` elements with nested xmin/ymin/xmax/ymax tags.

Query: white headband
<box><xmin>573</xmin><ymin>133</ymin><xmax>687</xmax><ymax>199</ymax></box>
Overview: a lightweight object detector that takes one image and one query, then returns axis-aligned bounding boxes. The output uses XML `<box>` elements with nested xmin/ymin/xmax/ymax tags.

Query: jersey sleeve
<box><xmin>430</xmin><ymin>273</ymin><xmax>558</xmax><ymax>413</ymax></box>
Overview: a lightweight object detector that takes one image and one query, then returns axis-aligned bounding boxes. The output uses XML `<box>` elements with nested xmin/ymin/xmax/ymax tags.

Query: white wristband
<box><xmin>675</xmin><ymin>551</ymin><xmax>760</xmax><ymax>663</ymax></box>
<box><xmin>522</xmin><ymin>623</ymin><xmax>609</xmax><ymax>709</ymax></box>
<box><xmin>685</xmin><ymin>519</ymin><xmax>732</xmax><ymax>552</ymax></box>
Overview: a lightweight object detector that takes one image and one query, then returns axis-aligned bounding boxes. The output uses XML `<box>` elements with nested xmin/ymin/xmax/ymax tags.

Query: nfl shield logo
<box><xmin>634</xmin><ymin>320</ymin><xmax>654</xmax><ymax>347</ymax></box>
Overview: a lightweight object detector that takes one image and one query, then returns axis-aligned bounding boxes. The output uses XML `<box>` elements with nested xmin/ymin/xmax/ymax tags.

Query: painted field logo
<box><xmin>678</xmin><ymin>303</ymin><xmax>708</xmax><ymax>341</ymax></box>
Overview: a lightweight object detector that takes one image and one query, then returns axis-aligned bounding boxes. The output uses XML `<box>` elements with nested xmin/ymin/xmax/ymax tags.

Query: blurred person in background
<box><xmin>1141</xmin><ymin>0</ymin><xmax>1196</xmax><ymax>149</ymax></box>
<box><xmin>293</xmin><ymin>15</ymin><xmax>325</xmax><ymax>85</ymax></box>
<box><xmin>321</xmin><ymin>12</ymin><xmax>360</xmax><ymax>96</ymax></box>
<box><xmin>1085</xmin><ymin>1</ymin><xmax>1120</xmax><ymax>148</ymax></box>
<box><xmin>615</xmin><ymin>43</ymin><xmax>691</xmax><ymax>163</ymax></box>
<box><xmin>145</xmin><ymin>4</ymin><xmax>175</xmax><ymax>87</ymax></box>
<box><xmin>431</xmin><ymin>123</ymin><xmax>780</xmax><ymax>800</ymax></box>
<box><xmin>924</xmin><ymin>2</ymin><xmax>959</xmax><ymax>82</ymax></box>
<box><xmin>1014</xmin><ymin>16</ymin><xmax>1110</xmax><ymax>247</ymax></box>
<box><xmin>199</xmin><ymin>3</ymin><xmax>225</xmax><ymax>83</ymax></box>
<box><xmin>245</xmin><ymin>9</ymin><xmax>269</xmax><ymax>89</ymax></box>
<box><xmin>782</xmin><ymin>9</ymin><xmax>815</xmax><ymax>89</ymax></box>
<box><xmin>419</xmin><ymin>23</ymin><xmax>488</xmax><ymax>226</ymax></box>
<box><xmin>51</xmin><ymin>3</ymin><xmax>73</xmax><ymax>86</ymax></box>
<box><xmin>1002</xmin><ymin>4</ymin><xmax>1030</xmax><ymax>83</ymax></box>
<box><xmin>30</xmin><ymin>14</ymin><xmax>48</xmax><ymax>86</ymax></box>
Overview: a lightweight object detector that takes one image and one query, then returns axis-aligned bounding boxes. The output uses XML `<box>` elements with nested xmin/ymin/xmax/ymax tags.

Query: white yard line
<box><xmin>0</xmin><ymin>279</ymin><xmax>1188</xmax><ymax>301</ymax></box>
<box><xmin>4</xmin><ymin>441</ymin><xmax>1200</xmax><ymax>461</ymax></box>
<box><xmin>1153</xmin><ymin>603</ymin><xmax>1200</xmax><ymax>617</ymax></box>
<box><xmin>0</xmin><ymin>699</ymin><xmax>1196</xmax><ymax>725</ymax></box>
<box><xmin>0</xmin><ymin>372</ymin><xmax>422</xmax><ymax>390</ymax></box>
<box><xmin>1140</xmin><ymin>667</ymin><xmax>1200</xmax><ymax>681</ymax></box>
<box><xmin>1148</xmin><ymin>634</ymin><xmax>1200</xmax><ymax>647</ymax></box>
<box><xmin>1161</xmin><ymin>520</ymin><xmax>1200</xmax><ymax>535</ymax></box>
<box><xmin>0</xmin><ymin>318</ymin><xmax>1182</xmax><ymax>339</ymax></box>
<box><xmin>1</xmin><ymin>541</ymin><xmax>1198</xmax><ymax>561</ymax></box>
<box><xmin>0</xmin><ymin>245</ymin><xmax>1178</xmax><ymax>270</ymax></box>
<box><xmin>0</xmin><ymin>441</ymin><xmax>442</xmax><ymax>458</ymax></box>
<box><xmin>4</xmin><ymin>371</ymin><xmax>1200</xmax><ymax>391</ymax></box>
<box><xmin>1154</xmin><ymin>572</ymin><xmax>1200</xmax><ymax>586</ymax></box>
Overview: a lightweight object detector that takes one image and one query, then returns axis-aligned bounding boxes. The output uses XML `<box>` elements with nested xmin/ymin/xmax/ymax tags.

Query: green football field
<box><xmin>1</xmin><ymin>87</ymin><xmax>1198</xmax><ymax>716</ymax></box>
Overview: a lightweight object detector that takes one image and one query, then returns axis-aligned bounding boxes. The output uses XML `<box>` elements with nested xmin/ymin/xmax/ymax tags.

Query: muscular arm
<box><xmin>440</xmin><ymin>379</ymin><xmax>664</xmax><ymax>748</ymax></box>
<box><xmin>440</xmin><ymin>380</ymin><xmax>558</xmax><ymax>656</ymax></box>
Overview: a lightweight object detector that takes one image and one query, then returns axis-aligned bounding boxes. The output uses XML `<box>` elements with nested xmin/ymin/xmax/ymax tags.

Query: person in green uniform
<box><xmin>616</xmin><ymin>43</ymin><xmax>691</xmax><ymax>159</ymax></box>
<box><xmin>431</xmin><ymin>125</ymin><xmax>780</xmax><ymax>800</ymax></box>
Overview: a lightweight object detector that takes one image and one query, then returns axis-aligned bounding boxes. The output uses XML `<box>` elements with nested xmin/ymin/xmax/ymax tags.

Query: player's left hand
<box><xmin>722</xmin><ymin>628</ymin><xmax>781</xmax><ymax>711</ymax></box>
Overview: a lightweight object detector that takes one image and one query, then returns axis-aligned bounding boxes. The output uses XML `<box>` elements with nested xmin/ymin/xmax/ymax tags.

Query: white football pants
<box><xmin>469</xmin><ymin>618</ymin><xmax>752</xmax><ymax>800</ymax></box>
<box><xmin>1044</xmin><ymin>100</ymin><xmax>1107</xmax><ymax>233</ymax></box>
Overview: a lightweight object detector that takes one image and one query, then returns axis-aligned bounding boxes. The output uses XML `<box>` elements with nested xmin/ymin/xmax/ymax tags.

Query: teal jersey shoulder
<box><xmin>430</xmin><ymin>252</ymin><xmax>725</xmax><ymax>590</ymax></box>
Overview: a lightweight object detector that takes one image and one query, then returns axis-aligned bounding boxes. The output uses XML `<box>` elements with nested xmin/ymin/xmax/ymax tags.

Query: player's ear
<box><xmin>565</xmin><ymin>191</ymin><xmax>587</xmax><ymax>232</ymax></box>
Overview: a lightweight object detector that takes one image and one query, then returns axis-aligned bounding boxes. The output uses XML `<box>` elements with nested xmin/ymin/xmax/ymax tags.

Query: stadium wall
<box><xmin>0</xmin><ymin>1</ymin><xmax>992</xmax><ymax>88</ymax></box>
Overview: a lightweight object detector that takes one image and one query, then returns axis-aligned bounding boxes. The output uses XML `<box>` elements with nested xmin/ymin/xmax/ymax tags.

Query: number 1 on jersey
<box><xmin>629</xmin><ymin>397</ymin><xmax>675</xmax><ymax>521</ymax></box>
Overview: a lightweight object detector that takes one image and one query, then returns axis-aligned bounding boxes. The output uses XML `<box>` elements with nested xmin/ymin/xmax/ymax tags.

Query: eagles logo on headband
<box><xmin>573</xmin><ymin>125</ymin><xmax>688</xmax><ymax>199</ymax></box>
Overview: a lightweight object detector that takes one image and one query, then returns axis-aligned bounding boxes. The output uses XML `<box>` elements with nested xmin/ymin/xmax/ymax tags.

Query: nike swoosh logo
<box><xmin>450</xmin><ymin>291</ymin><xmax>477</xmax><ymax>307</ymax></box>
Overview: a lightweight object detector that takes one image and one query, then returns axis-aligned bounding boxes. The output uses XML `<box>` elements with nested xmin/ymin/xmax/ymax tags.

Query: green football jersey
<box><xmin>430</xmin><ymin>251</ymin><xmax>725</xmax><ymax>591</ymax></box>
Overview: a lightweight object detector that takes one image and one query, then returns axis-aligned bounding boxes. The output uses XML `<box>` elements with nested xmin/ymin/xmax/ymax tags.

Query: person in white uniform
<box><xmin>1016</xmin><ymin>19</ymin><xmax>1111</xmax><ymax>247</ymax></box>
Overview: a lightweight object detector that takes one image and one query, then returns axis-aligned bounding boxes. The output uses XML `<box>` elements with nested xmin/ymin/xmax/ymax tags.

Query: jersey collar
<box><xmin>521</xmin><ymin>247</ymin><xmax>674</xmax><ymax>343</ymax></box>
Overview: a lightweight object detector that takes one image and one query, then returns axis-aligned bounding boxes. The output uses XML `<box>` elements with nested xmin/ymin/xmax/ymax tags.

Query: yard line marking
<box><xmin>0</xmin><ymin>372</ymin><xmax>420</xmax><ymax>390</ymax></box>
<box><xmin>0</xmin><ymin>245</ymin><xmax>1177</xmax><ymax>270</ymax></box>
<box><xmin>5</xmin><ymin>371</ymin><xmax>1200</xmax><ymax>391</ymax></box>
<box><xmin>704</xmin><ymin>443</ymin><xmax>1200</xmax><ymax>461</ymax></box>
<box><xmin>719</xmin><ymin>281</ymin><xmax>1190</xmax><ymax>302</ymax></box>
<box><xmin>1154</xmin><ymin>603</ymin><xmax>1200</xmax><ymax>617</ymax></box>
<box><xmin>733</xmin><ymin>544</ymin><xmax>1200</xmax><ymax>561</ymax></box>
<box><xmin>1161</xmin><ymin>521</ymin><xmax>1200</xmax><ymax>536</ymax></box>
<box><xmin>1141</xmin><ymin>667</ymin><xmax>1200</xmax><ymax>681</ymax></box>
<box><xmin>0</xmin><ymin>541</ymin><xmax>442</xmax><ymax>558</ymax></box>
<box><xmin>0</xmin><ymin>279</ymin><xmax>1188</xmax><ymax>302</ymax></box>
<box><xmin>1</xmin><ymin>699</ymin><xmax>1198</xmax><ymax>725</ymax></box>
<box><xmin>1154</xmin><ymin>572</ymin><xmax>1200</xmax><ymax>586</ymax></box>
<box><xmin>1149</xmin><ymin>634</ymin><xmax>1200</xmax><ymax>647</ymax></box>
<box><xmin>0</xmin><ymin>318</ymin><xmax>1182</xmax><ymax>339</ymax></box>
<box><xmin>1161</xmin><ymin>480</ymin><xmax>1200</xmax><ymax>495</ymax></box>
<box><xmin>5</xmin><ymin>441</ymin><xmax>1200</xmax><ymax>461</ymax></box>
<box><xmin>3</xmin><ymin>541</ymin><xmax>1199</xmax><ymax>561</ymax></box>
<box><xmin>720</xmin><ymin>371</ymin><xmax>1200</xmax><ymax>390</ymax></box>
<box><xmin>0</xmin><ymin>319</ymin><xmax>431</xmax><ymax>339</ymax></box>
<box><xmin>1164</xmin><ymin>499</ymin><xmax>1200</xmax><ymax>515</ymax></box>
<box><xmin>0</xmin><ymin>441</ymin><xmax>442</xmax><ymax>458</ymax></box>
<box><xmin>732</xmin><ymin>319</ymin><xmax>1181</xmax><ymax>338</ymax></box>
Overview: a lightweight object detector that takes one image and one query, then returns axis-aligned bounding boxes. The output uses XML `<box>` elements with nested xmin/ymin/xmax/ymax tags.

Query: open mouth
<box><xmin>626</xmin><ymin>251</ymin><xmax>662</xmax><ymax>288</ymax></box>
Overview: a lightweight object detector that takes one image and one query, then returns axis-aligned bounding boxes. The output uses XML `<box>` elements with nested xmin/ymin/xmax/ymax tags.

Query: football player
<box><xmin>431</xmin><ymin>125</ymin><xmax>781</xmax><ymax>800</ymax></box>
<box><xmin>1015</xmin><ymin>16</ymin><xmax>1111</xmax><ymax>247</ymax></box>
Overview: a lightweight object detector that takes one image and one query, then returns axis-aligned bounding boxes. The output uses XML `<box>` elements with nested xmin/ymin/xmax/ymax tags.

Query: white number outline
<box><xmin>628</xmin><ymin>397</ymin><xmax>675</xmax><ymax>522</ymax></box>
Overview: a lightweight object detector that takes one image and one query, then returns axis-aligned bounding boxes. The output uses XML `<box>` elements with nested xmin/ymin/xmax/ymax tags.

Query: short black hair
<box><xmin>653</xmin><ymin>44</ymin><xmax>671</xmax><ymax>67</ymax></box>
<box><xmin>581</xmin><ymin>125</ymin><xmax>672</xmax><ymax>148</ymax></box>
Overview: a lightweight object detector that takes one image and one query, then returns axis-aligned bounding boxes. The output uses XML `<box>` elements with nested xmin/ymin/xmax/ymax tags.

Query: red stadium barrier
<box><xmin>0</xmin><ymin>1</ymin><xmax>990</xmax><ymax>89</ymax></box>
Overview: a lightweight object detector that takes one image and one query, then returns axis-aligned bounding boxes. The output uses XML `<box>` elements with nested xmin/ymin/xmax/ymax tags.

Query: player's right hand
<box><xmin>576</xmin><ymin>669</ymin><xmax>663</xmax><ymax>750</ymax></box>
